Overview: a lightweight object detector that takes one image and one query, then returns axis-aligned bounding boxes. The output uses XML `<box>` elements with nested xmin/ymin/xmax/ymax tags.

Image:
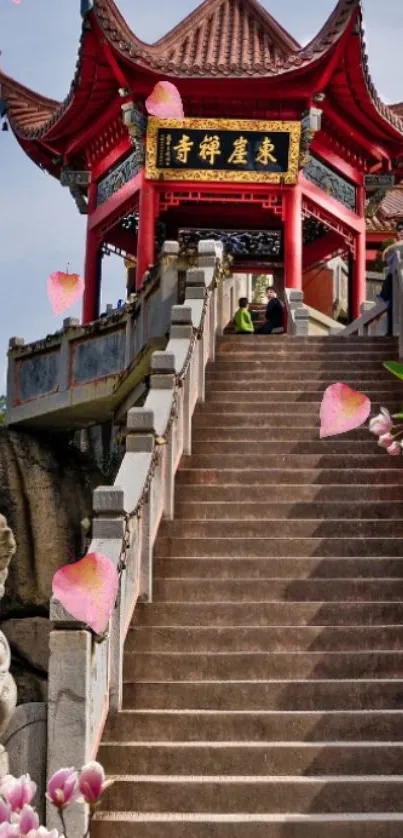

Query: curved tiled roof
<box><xmin>1</xmin><ymin>0</ymin><xmax>403</xmax><ymax>144</ymax></box>
<box><xmin>0</xmin><ymin>70</ymin><xmax>60</xmax><ymax>135</ymax></box>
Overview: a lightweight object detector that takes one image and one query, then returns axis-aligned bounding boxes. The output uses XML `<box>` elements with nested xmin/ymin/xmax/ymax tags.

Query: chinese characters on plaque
<box><xmin>147</xmin><ymin>118</ymin><xmax>301</xmax><ymax>183</ymax></box>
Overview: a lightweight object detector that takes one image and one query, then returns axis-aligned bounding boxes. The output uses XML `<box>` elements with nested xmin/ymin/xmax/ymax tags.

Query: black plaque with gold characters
<box><xmin>146</xmin><ymin>118</ymin><xmax>301</xmax><ymax>184</ymax></box>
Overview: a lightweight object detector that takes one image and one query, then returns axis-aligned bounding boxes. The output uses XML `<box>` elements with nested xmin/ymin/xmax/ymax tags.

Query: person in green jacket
<box><xmin>233</xmin><ymin>297</ymin><xmax>254</xmax><ymax>334</ymax></box>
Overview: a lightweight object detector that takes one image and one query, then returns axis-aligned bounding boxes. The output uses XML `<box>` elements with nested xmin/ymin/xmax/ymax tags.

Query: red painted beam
<box><xmin>300</xmin><ymin>174</ymin><xmax>363</xmax><ymax>233</ymax></box>
<box><xmin>312</xmin><ymin>137</ymin><xmax>363</xmax><ymax>186</ymax></box>
<box><xmin>324</xmin><ymin>101</ymin><xmax>391</xmax><ymax>165</ymax></box>
<box><xmin>65</xmin><ymin>100</ymin><xmax>121</xmax><ymax>159</ymax></box>
<box><xmin>303</xmin><ymin>231</ymin><xmax>345</xmax><ymax>270</ymax></box>
<box><xmin>89</xmin><ymin>170</ymin><xmax>142</xmax><ymax>232</ymax></box>
<box><xmin>91</xmin><ymin>137</ymin><xmax>132</xmax><ymax>181</ymax></box>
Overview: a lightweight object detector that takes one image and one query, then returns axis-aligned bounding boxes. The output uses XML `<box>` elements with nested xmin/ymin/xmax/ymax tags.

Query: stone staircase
<box><xmin>94</xmin><ymin>334</ymin><xmax>403</xmax><ymax>838</ymax></box>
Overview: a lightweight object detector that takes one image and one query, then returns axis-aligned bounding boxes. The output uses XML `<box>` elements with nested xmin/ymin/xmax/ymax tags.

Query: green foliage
<box><xmin>383</xmin><ymin>361</ymin><xmax>403</xmax><ymax>381</ymax></box>
<box><xmin>0</xmin><ymin>396</ymin><xmax>5</xmax><ymax>426</ymax></box>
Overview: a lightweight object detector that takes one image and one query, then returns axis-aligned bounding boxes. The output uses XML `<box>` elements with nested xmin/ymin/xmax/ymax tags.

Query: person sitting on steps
<box><xmin>257</xmin><ymin>286</ymin><xmax>284</xmax><ymax>334</ymax></box>
<box><xmin>233</xmin><ymin>297</ymin><xmax>255</xmax><ymax>334</ymax></box>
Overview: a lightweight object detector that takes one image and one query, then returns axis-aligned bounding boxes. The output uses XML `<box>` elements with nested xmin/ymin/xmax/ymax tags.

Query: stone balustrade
<box><xmin>6</xmin><ymin>242</ymin><xmax>182</xmax><ymax>429</ymax></box>
<box><xmin>46</xmin><ymin>241</ymin><xmax>246</xmax><ymax>835</ymax></box>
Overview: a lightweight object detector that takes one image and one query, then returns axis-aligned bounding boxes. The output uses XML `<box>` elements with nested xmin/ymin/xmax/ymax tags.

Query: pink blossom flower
<box><xmin>18</xmin><ymin>806</ymin><xmax>39</xmax><ymax>836</ymax></box>
<box><xmin>46</xmin><ymin>768</ymin><xmax>78</xmax><ymax>809</ymax></box>
<box><xmin>0</xmin><ymin>824</ymin><xmax>18</xmax><ymax>838</ymax></box>
<box><xmin>1</xmin><ymin>776</ymin><xmax>36</xmax><ymax>812</ymax></box>
<box><xmin>369</xmin><ymin>408</ymin><xmax>392</xmax><ymax>436</ymax></box>
<box><xmin>0</xmin><ymin>799</ymin><xmax>11</xmax><ymax>825</ymax></box>
<box><xmin>387</xmin><ymin>441</ymin><xmax>402</xmax><ymax>456</ymax></box>
<box><xmin>78</xmin><ymin>762</ymin><xmax>113</xmax><ymax>805</ymax></box>
<box><xmin>378</xmin><ymin>432</ymin><xmax>394</xmax><ymax>449</ymax></box>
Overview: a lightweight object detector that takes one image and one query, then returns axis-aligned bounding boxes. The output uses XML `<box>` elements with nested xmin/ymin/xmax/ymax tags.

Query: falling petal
<box><xmin>47</xmin><ymin>271</ymin><xmax>84</xmax><ymax>315</ymax></box>
<box><xmin>52</xmin><ymin>553</ymin><xmax>119</xmax><ymax>635</ymax></box>
<box><xmin>320</xmin><ymin>383</ymin><xmax>371</xmax><ymax>438</ymax></box>
<box><xmin>146</xmin><ymin>81</ymin><xmax>184</xmax><ymax>119</ymax></box>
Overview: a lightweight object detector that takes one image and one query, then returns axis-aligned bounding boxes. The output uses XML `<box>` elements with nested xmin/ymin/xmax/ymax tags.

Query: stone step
<box><xmin>154</xmin><ymin>537</ymin><xmax>403</xmax><ymax>559</ymax></box>
<box><xmin>132</xmin><ymin>601</ymin><xmax>403</xmax><ymax>628</ymax></box>
<box><xmin>193</xmin><ymin>415</ymin><xmax>334</xmax><ymax>427</ymax></box>
<box><xmin>91</xmin><ymin>812</ymin><xmax>403</xmax><ymax>838</ymax></box>
<box><xmin>180</xmin><ymin>452</ymin><xmax>401</xmax><ymax>467</ymax></box>
<box><xmin>195</xmin><ymin>402</ymin><xmax>397</xmax><ymax>416</ymax></box>
<box><xmin>174</xmin><ymin>484</ymin><xmax>403</xmax><ymax>502</ymax></box>
<box><xmin>215</xmin><ymin>351</ymin><xmax>396</xmax><ymax>361</ymax></box>
<box><xmin>173</xmin><ymin>503</ymin><xmax>403</xmax><ymax>521</ymax></box>
<box><xmin>124</xmin><ymin>651</ymin><xmax>403</xmax><ymax>682</ymax></box>
<box><xmin>98</xmin><ymin>775</ymin><xmax>403</xmax><ymax>814</ymax></box>
<box><xmin>98</xmin><ymin>742</ymin><xmax>403</xmax><ymax>777</ymax></box>
<box><xmin>205</xmin><ymin>380</ymin><xmax>401</xmax><ymax>391</ymax></box>
<box><xmin>127</xmin><ymin>625</ymin><xmax>403</xmax><ymax>653</ymax></box>
<box><xmin>158</xmin><ymin>519</ymin><xmax>403</xmax><ymax>539</ymax></box>
<box><xmin>209</xmin><ymin>361</ymin><xmax>397</xmax><ymax>371</ymax></box>
<box><xmin>103</xmin><ymin>709</ymin><xmax>403</xmax><ymax>742</ymax></box>
<box><xmin>151</xmin><ymin>579</ymin><xmax>403</xmax><ymax>603</ymax></box>
<box><xmin>153</xmin><ymin>557</ymin><xmax>403</xmax><ymax>579</ymax></box>
<box><xmin>122</xmin><ymin>679</ymin><xmax>403</xmax><ymax>711</ymax></box>
<box><xmin>205</xmin><ymin>373</ymin><xmax>396</xmax><ymax>384</ymax></box>
<box><xmin>205</xmin><ymin>389</ymin><xmax>401</xmax><ymax>402</ymax></box>
<box><xmin>189</xmin><ymin>442</ymin><xmax>380</xmax><ymax>455</ymax></box>
<box><xmin>175</xmin><ymin>469</ymin><xmax>403</xmax><ymax>486</ymax></box>
<box><xmin>217</xmin><ymin>336</ymin><xmax>397</xmax><ymax>345</ymax></box>
<box><xmin>192</xmin><ymin>428</ymin><xmax>375</xmax><ymax>441</ymax></box>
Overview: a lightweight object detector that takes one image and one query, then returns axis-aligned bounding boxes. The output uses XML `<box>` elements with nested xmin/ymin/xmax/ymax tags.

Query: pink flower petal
<box><xmin>145</xmin><ymin>81</ymin><xmax>184</xmax><ymax>119</ymax></box>
<box><xmin>52</xmin><ymin>553</ymin><xmax>119</xmax><ymax>635</ymax></box>
<box><xmin>47</xmin><ymin>272</ymin><xmax>84</xmax><ymax>316</ymax></box>
<box><xmin>320</xmin><ymin>383</ymin><xmax>371</xmax><ymax>439</ymax></box>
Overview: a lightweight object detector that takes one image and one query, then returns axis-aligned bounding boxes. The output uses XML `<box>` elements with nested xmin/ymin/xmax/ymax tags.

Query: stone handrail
<box><xmin>46</xmin><ymin>241</ymin><xmax>245</xmax><ymax>835</ymax></box>
<box><xmin>339</xmin><ymin>297</ymin><xmax>389</xmax><ymax>339</ymax></box>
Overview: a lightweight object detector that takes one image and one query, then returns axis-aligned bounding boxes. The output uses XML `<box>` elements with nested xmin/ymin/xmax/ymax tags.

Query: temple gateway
<box><xmin>1</xmin><ymin>0</ymin><xmax>403</xmax><ymax>324</ymax></box>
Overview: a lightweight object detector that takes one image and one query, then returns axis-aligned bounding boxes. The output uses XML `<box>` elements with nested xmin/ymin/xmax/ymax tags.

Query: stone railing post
<box><xmin>126</xmin><ymin>408</ymin><xmax>156</xmax><ymax>603</ymax></box>
<box><xmin>186</xmin><ymin>269</ymin><xmax>207</xmax><ymax>403</ymax></box>
<box><xmin>285</xmin><ymin>289</ymin><xmax>309</xmax><ymax>336</ymax></box>
<box><xmin>151</xmin><ymin>353</ymin><xmax>177</xmax><ymax>521</ymax></box>
<box><xmin>171</xmin><ymin>306</ymin><xmax>194</xmax><ymax>455</ymax></box>
<box><xmin>92</xmin><ymin>487</ymin><xmax>126</xmax><ymax>713</ymax></box>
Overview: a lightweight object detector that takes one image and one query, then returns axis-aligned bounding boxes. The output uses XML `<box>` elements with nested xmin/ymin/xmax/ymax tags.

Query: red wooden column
<box><xmin>351</xmin><ymin>185</ymin><xmax>366</xmax><ymax>320</ymax></box>
<box><xmin>82</xmin><ymin>182</ymin><xmax>101</xmax><ymax>324</ymax></box>
<box><xmin>284</xmin><ymin>186</ymin><xmax>302</xmax><ymax>289</ymax></box>
<box><xmin>136</xmin><ymin>174</ymin><xmax>155</xmax><ymax>290</ymax></box>
<box><xmin>351</xmin><ymin>227</ymin><xmax>366</xmax><ymax>320</ymax></box>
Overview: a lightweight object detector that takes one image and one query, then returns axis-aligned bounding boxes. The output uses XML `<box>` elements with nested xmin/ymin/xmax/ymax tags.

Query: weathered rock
<box><xmin>2</xmin><ymin>618</ymin><xmax>50</xmax><ymax>674</ymax></box>
<box><xmin>0</xmin><ymin>515</ymin><xmax>17</xmax><ymax>737</ymax></box>
<box><xmin>0</xmin><ymin>428</ymin><xmax>103</xmax><ymax>616</ymax></box>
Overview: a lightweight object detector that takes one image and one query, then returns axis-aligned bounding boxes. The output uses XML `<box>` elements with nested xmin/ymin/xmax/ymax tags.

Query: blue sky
<box><xmin>0</xmin><ymin>0</ymin><xmax>403</xmax><ymax>388</ymax></box>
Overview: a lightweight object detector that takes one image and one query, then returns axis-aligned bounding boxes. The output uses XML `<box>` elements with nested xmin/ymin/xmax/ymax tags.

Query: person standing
<box><xmin>257</xmin><ymin>287</ymin><xmax>284</xmax><ymax>334</ymax></box>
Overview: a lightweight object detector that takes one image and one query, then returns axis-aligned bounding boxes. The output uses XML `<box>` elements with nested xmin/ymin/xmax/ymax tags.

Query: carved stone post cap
<box><xmin>93</xmin><ymin>486</ymin><xmax>125</xmax><ymax>515</ymax></box>
<box><xmin>151</xmin><ymin>352</ymin><xmax>176</xmax><ymax>374</ymax></box>
<box><xmin>127</xmin><ymin>407</ymin><xmax>155</xmax><ymax>433</ymax></box>
<box><xmin>186</xmin><ymin>269</ymin><xmax>206</xmax><ymax>287</ymax></box>
<box><xmin>63</xmin><ymin>317</ymin><xmax>80</xmax><ymax>330</ymax></box>
<box><xmin>162</xmin><ymin>241</ymin><xmax>180</xmax><ymax>256</ymax></box>
<box><xmin>286</xmin><ymin>289</ymin><xmax>304</xmax><ymax>303</ymax></box>
<box><xmin>8</xmin><ymin>337</ymin><xmax>24</xmax><ymax>349</ymax></box>
<box><xmin>171</xmin><ymin>305</ymin><xmax>193</xmax><ymax>325</ymax></box>
<box><xmin>198</xmin><ymin>240</ymin><xmax>221</xmax><ymax>256</ymax></box>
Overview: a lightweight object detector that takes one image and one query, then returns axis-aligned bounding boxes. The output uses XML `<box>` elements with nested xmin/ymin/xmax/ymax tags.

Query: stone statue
<box><xmin>0</xmin><ymin>515</ymin><xmax>17</xmax><ymax>771</ymax></box>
